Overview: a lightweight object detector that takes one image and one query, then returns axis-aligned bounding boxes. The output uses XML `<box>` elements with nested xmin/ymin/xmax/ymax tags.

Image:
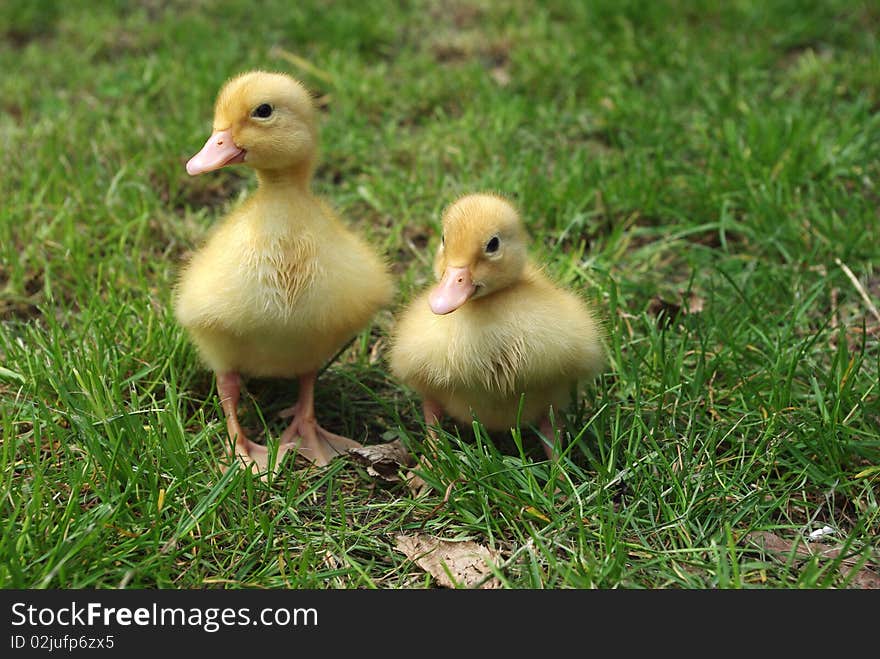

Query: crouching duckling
<box><xmin>389</xmin><ymin>193</ymin><xmax>605</xmax><ymax>461</ymax></box>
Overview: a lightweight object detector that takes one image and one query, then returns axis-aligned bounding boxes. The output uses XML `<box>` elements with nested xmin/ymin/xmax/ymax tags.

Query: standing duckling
<box><xmin>389</xmin><ymin>193</ymin><xmax>605</xmax><ymax>460</ymax></box>
<box><xmin>175</xmin><ymin>71</ymin><xmax>393</xmax><ymax>472</ymax></box>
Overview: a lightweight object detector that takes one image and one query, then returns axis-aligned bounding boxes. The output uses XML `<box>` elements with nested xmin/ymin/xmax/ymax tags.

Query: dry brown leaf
<box><xmin>648</xmin><ymin>290</ymin><xmax>705</xmax><ymax>328</ymax></box>
<box><xmin>490</xmin><ymin>65</ymin><xmax>511</xmax><ymax>86</ymax></box>
<box><xmin>395</xmin><ymin>534</ymin><xmax>502</xmax><ymax>589</ymax></box>
<box><xmin>647</xmin><ymin>296</ymin><xmax>682</xmax><ymax>328</ymax></box>
<box><xmin>322</xmin><ymin>550</ymin><xmax>340</xmax><ymax>570</ymax></box>
<box><xmin>348</xmin><ymin>439</ymin><xmax>414</xmax><ymax>482</ymax></box>
<box><xmin>748</xmin><ymin>530</ymin><xmax>797</xmax><ymax>555</ymax></box>
<box><xmin>684</xmin><ymin>291</ymin><xmax>705</xmax><ymax>314</ymax></box>
<box><xmin>405</xmin><ymin>469</ymin><xmax>431</xmax><ymax>497</ymax></box>
<box><xmin>746</xmin><ymin>531</ymin><xmax>880</xmax><ymax>589</ymax></box>
<box><xmin>849</xmin><ymin>567</ymin><xmax>880</xmax><ymax>589</ymax></box>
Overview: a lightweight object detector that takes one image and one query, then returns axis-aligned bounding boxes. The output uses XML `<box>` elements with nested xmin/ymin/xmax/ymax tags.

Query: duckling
<box><xmin>389</xmin><ymin>193</ymin><xmax>605</xmax><ymax>461</ymax></box>
<box><xmin>175</xmin><ymin>71</ymin><xmax>393</xmax><ymax>472</ymax></box>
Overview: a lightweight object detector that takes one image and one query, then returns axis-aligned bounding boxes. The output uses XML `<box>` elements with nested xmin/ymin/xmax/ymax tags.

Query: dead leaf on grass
<box><xmin>395</xmin><ymin>534</ymin><xmax>502</xmax><ymax>589</ymax></box>
<box><xmin>748</xmin><ymin>530</ymin><xmax>798</xmax><ymax>554</ymax></box>
<box><xmin>684</xmin><ymin>291</ymin><xmax>705</xmax><ymax>314</ymax></box>
<box><xmin>848</xmin><ymin>566</ymin><xmax>880</xmax><ymax>589</ymax></box>
<box><xmin>648</xmin><ymin>290</ymin><xmax>705</xmax><ymax>327</ymax></box>
<box><xmin>405</xmin><ymin>468</ymin><xmax>432</xmax><ymax>497</ymax></box>
<box><xmin>490</xmin><ymin>65</ymin><xmax>511</xmax><ymax>86</ymax></box>
<box><xmin>647</xmin><ymin>297</ymin><xmax>682</xmax><ymax>327</ymax></box>
<box><xmin>348</xmin><ymin>439</ymin><xmax>414</xmax><ymax>482</ymax></box>
<box><xmin>746</xmin><ymin>531</ymin><xmax>880</xmax><ymax>589</ymax></box>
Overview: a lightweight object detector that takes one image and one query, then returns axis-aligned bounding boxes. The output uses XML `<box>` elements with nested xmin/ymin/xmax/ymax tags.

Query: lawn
<box><xmin>1</xmin><ymin>0</ymin><xmax>878</xmax><ymax>589</ymax></box>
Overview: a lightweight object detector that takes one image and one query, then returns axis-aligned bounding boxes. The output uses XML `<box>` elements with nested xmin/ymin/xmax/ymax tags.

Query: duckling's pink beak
<box><xmin>429</xmin><ymin>266</ymin><xmax>476</xmax><ymax>315</ymax></box>
<box><xmin>186</xmin><ymin>129</ymin><xmax>246</xmax><ymax>176</ymax></box>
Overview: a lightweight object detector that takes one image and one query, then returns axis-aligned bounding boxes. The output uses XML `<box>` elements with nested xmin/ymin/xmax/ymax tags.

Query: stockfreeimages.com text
<box><xmin>11</xmin><ymin>602</ymin><xmax>317</xmax><ymax>633</ymax></box>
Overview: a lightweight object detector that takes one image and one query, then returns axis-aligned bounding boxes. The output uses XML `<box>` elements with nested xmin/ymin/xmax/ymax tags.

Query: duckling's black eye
<box><xmin>485</xmin><ymin>236</ymin><xmax>500</xmax><ymax>254</ymax></box>
<box><xmin>441</xmin><ymin>235</ymin><xmax>445</xmax><ymax>247</ymax></box>
<box><xmin>252</xmin><ymin>103</ymin><xmax>273</xmax><ymax>118</ymax></box>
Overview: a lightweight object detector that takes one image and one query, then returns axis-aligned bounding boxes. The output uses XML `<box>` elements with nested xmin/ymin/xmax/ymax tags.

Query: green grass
<box><xmin>1</xmin><ymin>0</ymin><xmax>878</xmax><ymax>589</ymax></box>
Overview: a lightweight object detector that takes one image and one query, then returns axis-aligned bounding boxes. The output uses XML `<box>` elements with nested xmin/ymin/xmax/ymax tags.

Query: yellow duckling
<box><xmin>175</xmin><ymin>71</ymin><xmax>393</xmax><ymax>471</ymax></box>
<box><xmin>389</xmin><ymin>193</ymin><xmax>605</xmax><ymax>460</ymax></box>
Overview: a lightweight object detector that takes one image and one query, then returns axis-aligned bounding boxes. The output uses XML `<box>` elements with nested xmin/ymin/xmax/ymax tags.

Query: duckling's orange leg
<box><xmin>540</xmin><ymin>416</ymin><xmax>568</xmax><ymax>496</ymax></box>
<box><xmin>538</xmin><ymin>415</ymin><xmax>560</xmax><ymax>462</ymax></box>
<box><xmin>423</xmin><ymin>399</ymin><xmax>444</xmax><ymax>429</ymax></box>
<box><xmin>422</xmin><ymin>398</ymin><xmax>444</xmax><ymax>445</ymax></box>
<box><xmin>278</xmin><ymin>371</ymin><xmax>362</xmax><ymax>466</ymax></box>
<box><xmin>405</xmin><ymin>399</ymin><xmax>445</xmax><ymax>496</ymax></box>
<box><xmin>218</xmin><ymin>372</ymin><xmax>292</xmax><ymax>475</ymax></box>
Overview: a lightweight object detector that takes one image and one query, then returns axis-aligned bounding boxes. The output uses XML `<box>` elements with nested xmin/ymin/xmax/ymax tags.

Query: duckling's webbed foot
<box><xmin>279</xmin><ymin>415</ymin><xmax>362</xmax><ymax>466</ymax></box>
<box><xmin>277</xmin><ymin>371</ymin><xmax>362</xmax><ymax>466</ymax></box>
<box><xmin>232</xmin><ymin>437</ymin><xmax>294</xmax><ymax>476</ymax></box>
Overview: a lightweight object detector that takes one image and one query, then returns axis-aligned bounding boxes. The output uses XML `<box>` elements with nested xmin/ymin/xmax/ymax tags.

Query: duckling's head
<box><xmin>429</xmin><ymin>193</ymin><xmax>529</xmax><ymax>315</ymax></box>
<box><xmin>186</xmin><ymin>71</ymin><xmax>317</xmax><ymax>177</ymax></box>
